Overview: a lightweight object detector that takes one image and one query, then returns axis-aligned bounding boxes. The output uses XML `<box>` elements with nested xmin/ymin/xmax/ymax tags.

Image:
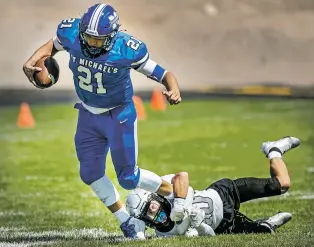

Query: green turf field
<box><xmin>0</xmin><ymin>98</ymin><xmax>313</xmax><ymax>247</ymax></box>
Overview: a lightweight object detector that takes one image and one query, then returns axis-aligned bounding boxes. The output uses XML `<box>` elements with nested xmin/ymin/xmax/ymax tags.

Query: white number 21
<box><xmin>77</xmin><ymin>66</ymin><xmax>107</xmax><ymax>94</ymax></box>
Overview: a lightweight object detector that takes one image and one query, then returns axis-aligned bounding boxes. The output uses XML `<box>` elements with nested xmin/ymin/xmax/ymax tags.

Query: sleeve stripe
<box><xmin>160</xmin><ymin>70</ymin><xmax>167</xmax><ymax>81</ymax></box>
<box><xmin>136</xmin><ymin>58</ymin><xmax>157</xmax><ymax>76</ymax></box>
<box><xmin>131</xmin><ymin>53</ymin><xmax>149</xmax><ymax>66</ymax></box>
<box><xmin>52</xmin><ymin>36</ymin><xmax>64</xmax><ymax>51</ymax></box>
<box><xmin>137</xmin><ymin>58</ymin><xmax>167</xmax><ymax>82</ymax></box>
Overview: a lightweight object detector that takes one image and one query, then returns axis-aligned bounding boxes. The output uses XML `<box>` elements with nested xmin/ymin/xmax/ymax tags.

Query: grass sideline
<box><xmin>0</xmin><ymin>99</ymin><xmax>313</xmax><ymax>247</ymax></box>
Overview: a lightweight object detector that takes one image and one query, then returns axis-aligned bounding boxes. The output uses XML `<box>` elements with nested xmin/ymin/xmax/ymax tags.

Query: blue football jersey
<box><xmin>55</xmin><ymin>18</ymin><xmax>149</xmax><ymax>108</ymax></box>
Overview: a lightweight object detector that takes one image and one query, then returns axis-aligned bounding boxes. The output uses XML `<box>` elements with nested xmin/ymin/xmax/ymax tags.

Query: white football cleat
<box><xmin>261</xmin><ymin>136</ymin><xmax>300</xmax><ymax>157</ymax></box>
<box><xmin>259</xmin><ymin>212</ymin><xmax>292</xmax><ymax>231</ymax></box>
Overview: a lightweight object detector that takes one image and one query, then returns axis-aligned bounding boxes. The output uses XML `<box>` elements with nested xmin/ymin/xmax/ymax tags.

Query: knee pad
<box><xmin>90</xmin><ymin>176</ymin><xmax>120</xmax><ymax>207</ymax></box>
<box><xmin>80</xmin><ymin>158</ymin><xmax>105</xmax><ymax>185</ymax></box>
<box><xmin>117</xmin><ymin>168</ymin><xmax>140</xmax><ymax>190</ymax></box>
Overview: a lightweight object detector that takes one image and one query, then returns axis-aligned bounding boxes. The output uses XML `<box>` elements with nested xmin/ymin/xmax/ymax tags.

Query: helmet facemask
<box><xmin>79</xmin><ymin>27</ymin><xmax>118</xmax><ymax>58</ymax></box>
<box><xmin>138</xmin><ymin>193</ymin><xmax>173</xmax><ymax>230</ymax></box>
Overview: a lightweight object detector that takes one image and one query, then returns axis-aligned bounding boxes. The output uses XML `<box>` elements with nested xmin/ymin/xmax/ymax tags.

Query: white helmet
<box><xmin>125</xmin><ymin>188</ymin><xmax>174</xmax><ymax>230</ymax></box>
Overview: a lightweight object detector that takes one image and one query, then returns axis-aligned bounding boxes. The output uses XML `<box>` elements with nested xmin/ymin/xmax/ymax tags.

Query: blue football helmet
<box><xmin>79</xmin><ymin>3</ymin><xmax>120</xmax><ymax>58</ymax></box>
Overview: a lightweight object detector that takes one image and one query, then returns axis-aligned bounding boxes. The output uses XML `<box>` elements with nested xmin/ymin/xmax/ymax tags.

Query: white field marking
<box><xmin>56</xmin><ymin>210</ymin><xmax>103</xmax><ymax>217</ymax></box>
<box><xmin>0</xmin><ymin>228</ymin><xmax>129</xmax><ymax>243</ymax></box>
<box><xmin>0</xmin><ymin>227</ymin><xmax>28</xmax><ymax>232</ymax></box>
<box><xmin>0</xmin><ymin>211</ymin><xmax>26</xmax><ymax>217</ymax></box>
<box><xmin>142</xmin><ymin>116</ymin><xmax>231</xmax><ymax>125</ymax></box>
<box><xmin>248</xmin><ymin>190</ymin><xmax>314</xmax><ymax>203</ymax></box>
<box><xmin>298</xmin><ymin>194</ymin><xmax>314</xmax><ymax>199</ymax></box>
<box><xmin>263</xmin><ymin>101</ymin><xmax>300</xmax><ymax>110</ymax></box>
<box><xmin>0</xmin><ymin>241</ymin><xmax>54</xmax><ymax>247</ymax></box>
<box><xmin>0</xmin><ymin>210</ymin><xmax>105</xmax><ymax>218</ymax></box>
<box><xmin>0</xmin><ymin>176</ymin><xmax>66</xmax><ymax>185</ymax></box>
<box><xmin>0</xmin><ymin>119</ymin><xmax>74</xmax><ymax>134</ymax></box>
<box><xmin>0</xmin><ymin>119</ymin><xmax>75</xmax><ymax>142</ymax></box>
<box><xmin>0</xmin><ymin>129</ymin><xmax>74</xmax><ymax>143</ymax></box>
<box><xmin>213</xmin><ymin>166</ymin><xmax>235</xmax><ymax>172</ymax></box>
<box><xmin>25</xmin><ymin>176</ymin><xmax>66</xmax><ymax>182</ymax></box>
<box><xmin>144</xmin><ymin>120</ymin><xmax>182</xmax><ymax>127</ymax></box>
<box><xmin>307</xmin><ymin>167</ymin><xmax>314</xmax><ymax>173</ymax></box>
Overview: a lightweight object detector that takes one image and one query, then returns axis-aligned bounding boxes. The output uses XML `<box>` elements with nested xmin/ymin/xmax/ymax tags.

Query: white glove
<box><xmin>189</xmin><ymin>205</ymin><xmax>205</xmax><ymax>228</ymax></box>
<box><xmin>170</xmin><ymin>198</ymin><xmax>188</xmax><ymax>222</ymax></box>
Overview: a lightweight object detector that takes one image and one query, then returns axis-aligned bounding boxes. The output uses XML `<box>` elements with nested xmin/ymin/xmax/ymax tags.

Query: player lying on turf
<box><xmin>125</xmin><ymin>136</ymin><xmax>300</xmax><ymax>238</ymax></box>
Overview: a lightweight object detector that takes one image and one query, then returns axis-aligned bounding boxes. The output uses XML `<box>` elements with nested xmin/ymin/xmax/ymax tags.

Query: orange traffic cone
<box><xmin>150</xmin><ymin>88</ymin><xmax>167</xmax><ymax>111</ymax></box>
<box><xmin>133</xmin><ymin>96</ymin><xmax>146</xmax><ymax>120</ymax></box>
<box><xmin>17</xmin><ymin>102</ymin><xmax>35</xmax><ymax>128</ymax></box>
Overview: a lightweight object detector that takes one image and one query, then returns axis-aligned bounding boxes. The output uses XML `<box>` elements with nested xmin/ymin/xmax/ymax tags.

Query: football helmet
<box><xmin>126</xmin><ymin>189</ymin><xmax>174</xmax><ymax>231</ymax></box>
<box><xmin>79</xmin><ymin>3</ymin><xmax>120</xmax><ymax>58</ymax></box>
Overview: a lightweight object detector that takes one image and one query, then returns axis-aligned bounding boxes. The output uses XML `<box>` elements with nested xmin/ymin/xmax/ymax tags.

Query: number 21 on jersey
<box><xmin>78</xmin><ymin>66</ymin><xmax>107</xmax><ymax>94</ymax></box>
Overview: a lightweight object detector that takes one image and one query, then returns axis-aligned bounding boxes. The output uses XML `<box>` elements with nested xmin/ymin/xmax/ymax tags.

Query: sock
<box><xmin>268</xmin><ymin>147</ymin><xmax>282</xmax><ymax>160</ymax></box>
<box><xmin>113</xmin><ymin>206</ymin><xmax>130</xmax><ymax>224</ymax></box>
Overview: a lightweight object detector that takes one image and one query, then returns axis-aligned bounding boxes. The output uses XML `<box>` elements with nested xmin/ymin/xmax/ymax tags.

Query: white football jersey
<box><xmin>155</xmin><ymin>174</ymin><xmax>224</xmax><ymax>237</ymax></box>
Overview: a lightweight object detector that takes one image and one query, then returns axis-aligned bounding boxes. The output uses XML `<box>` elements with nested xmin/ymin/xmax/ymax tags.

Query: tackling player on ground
<box><xmin>23</xmin><ymin>3</ymin><xmax>181</xmax><ymax>239</ymax></box>
<box><xmin>126</xmin><ymin>136</ymin><xmax>300</xmax><ymax>237</ymax></box>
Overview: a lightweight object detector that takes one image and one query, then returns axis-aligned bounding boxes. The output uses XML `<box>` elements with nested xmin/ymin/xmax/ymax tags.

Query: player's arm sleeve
<box><xmin>131</xmin><ymin>44</ymin><xmax>167</xmax><ymax>82</ymax></box>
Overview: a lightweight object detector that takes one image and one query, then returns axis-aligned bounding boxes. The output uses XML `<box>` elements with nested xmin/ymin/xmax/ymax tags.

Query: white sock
<box><xmin>268</xmin><ymin>151</ymin><xmax>282</xmax><ymax>160</ymax></box>
<box><xmin>113</xmin><ymin>206</ymin><xmax>130</xmax><ymax>224</ymax></box>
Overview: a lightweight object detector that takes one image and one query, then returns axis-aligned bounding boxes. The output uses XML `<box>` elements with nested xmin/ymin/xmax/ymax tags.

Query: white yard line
<box><xmin>0</xmin><ymin>241</ymin><xmax>54</xmax><ymax>247</ymax></box>
<box><xmin>0</xmin><ymin>229</ymin><xmax>128</xmax><ymax>245</ymax></box>
<box><xmin>249</xmin><ymin>190</ymin><xmax>314</xmax><ymax>203</ymax></box>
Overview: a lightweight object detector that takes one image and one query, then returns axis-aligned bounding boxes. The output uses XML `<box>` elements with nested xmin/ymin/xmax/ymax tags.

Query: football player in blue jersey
<box><xmin>23</xmin><ymin>3</ymin><xmax>183</xmax><ymax>239</ymax></box>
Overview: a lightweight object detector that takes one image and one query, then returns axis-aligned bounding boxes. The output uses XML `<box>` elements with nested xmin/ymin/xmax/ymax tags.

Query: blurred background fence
<box><xmin>1</xmin><ymin>0</ymin><xmax>314</xmax><ymax>105</ymax></box>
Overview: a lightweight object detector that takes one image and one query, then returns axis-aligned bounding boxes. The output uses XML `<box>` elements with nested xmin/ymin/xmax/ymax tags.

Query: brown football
<box><xmin>33</xmin><ymin>56</ymin><xmax>60</xmax><ymax>88</ymax></box>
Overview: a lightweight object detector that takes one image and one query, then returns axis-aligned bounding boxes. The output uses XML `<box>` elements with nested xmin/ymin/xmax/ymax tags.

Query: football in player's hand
<box><xmin>34</xmin><ymin>56</ymin><xmax>60</xmax><ymax>88</ymax></box>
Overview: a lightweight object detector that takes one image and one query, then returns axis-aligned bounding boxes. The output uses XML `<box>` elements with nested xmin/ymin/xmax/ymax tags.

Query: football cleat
<box><xmin>258</xmin><ymin>212</ymin><xmax>292</xmax><ymax>232</ymax></box>
<box><xmin>120</xmin><ymin>217</ymin><xmax>146</xmax><ymax>240</ymax></box>
<box><xmin>261</xmin><ymin>136</ymin><xmax>300</xmax><ymax>157</ymax></box>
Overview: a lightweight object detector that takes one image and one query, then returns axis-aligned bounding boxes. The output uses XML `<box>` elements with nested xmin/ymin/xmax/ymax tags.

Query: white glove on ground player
<box><xmin>170</xmin><ymin>198</ymin><xmax>189</xmax><ymax>222</ymax></box>
<box><xmin>189</xmin><ymin>206</ymin><xmax>215</xmax><ymax>237</ymax></box>
<box><xmin>189</xmin><ymin>205</ymin><xmax>205</xmax><ymax>228</ymax></box>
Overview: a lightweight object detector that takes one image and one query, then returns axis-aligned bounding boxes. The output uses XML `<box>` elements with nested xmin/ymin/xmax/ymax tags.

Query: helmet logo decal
<box><xmin>108</xmin><ymin>12</ymin><xmax>119</xmax><ymax>30</ymax></box>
